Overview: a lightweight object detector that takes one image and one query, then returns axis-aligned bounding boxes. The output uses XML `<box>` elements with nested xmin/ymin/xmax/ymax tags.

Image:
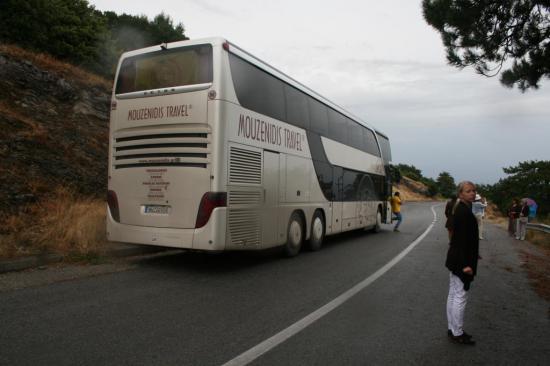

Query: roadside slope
<box><xmin>0</xmin><ymin>45</ymin><xmax>111</xmax><ymax>258</ymax></box>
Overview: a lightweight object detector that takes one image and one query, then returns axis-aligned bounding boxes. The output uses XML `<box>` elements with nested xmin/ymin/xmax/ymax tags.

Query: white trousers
<box><xmin>516</xmin><ymin>217</ymin><xmax>528</xmax><ymax>240</ymax></box>
<box><xmin>447</xmin><ymin>272</ymin><xmax>468</xmax><ymax>336</ymax></box>
<box><xmin>474</xmin><ymin>213</ymin><xmax>484</xmax><ymax>239</ymax></box>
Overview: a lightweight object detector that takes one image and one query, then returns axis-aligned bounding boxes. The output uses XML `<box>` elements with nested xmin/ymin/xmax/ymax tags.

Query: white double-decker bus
<box><xmin>107</xmin><ymin>37</ymin><xmax>393</xmax><ymax>256</ymax></box>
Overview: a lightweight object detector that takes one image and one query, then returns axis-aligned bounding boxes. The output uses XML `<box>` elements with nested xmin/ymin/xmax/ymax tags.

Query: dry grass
<box><xmin>526</xmin><ymin>230</ymin><xmax>550</xmax><ymax>249</ymax></box>
<box><xmin>486</xmin><ymin>207</ymin><xmax>550</xmax><ymax>305</ymax></box>
<box><xmin>519</xmin><ymin>245</ymin><xmax>550</xmax><ymax>307</ymax></box>
<box><xmin>0</xmin><ymin>44</ymin><xmax>111</xmax><ymax>89</ymax></box>
<box><xmin>393</xmin><ymin>182</ymin><xmax>433</xmax><ymax>202</ymax></box>
<box><xmin>485</xmin><ymin>202</ymin><xmax>508</xmax><ymax>229</ymax></box>
<box><xmin>0</xmin><ymin>101</ymin><xmax>48</xmax><ymax>140</ymax></box>
<box><xmin>36</xmin><ymin>188</ymin><xmax>107</xmax><ymax>254</ymax></box>
<box><xmin>0</xmin><ymin>187</ymin><xmax>108</xmax><ymax>260</ymax></box>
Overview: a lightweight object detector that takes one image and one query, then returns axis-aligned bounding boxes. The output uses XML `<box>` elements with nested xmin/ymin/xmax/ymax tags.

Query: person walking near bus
<box><xmin>516</xmin><ymin>200</ymin><xmax>530</xmax><ymax>241</ymax></box>
<box><xmin>446</xmin><ymin>181</ymin><xmax>479</xmax><ymax>345</ymax></box>
<box><xmin>391</xmin><ymin>192</ymin><xmax>402</xmax><ymax>232</ymax></box>
<box><xmin>472</xmin><ymin>194</ymin><xmax>487</xmax><ymax>239</ymax></box>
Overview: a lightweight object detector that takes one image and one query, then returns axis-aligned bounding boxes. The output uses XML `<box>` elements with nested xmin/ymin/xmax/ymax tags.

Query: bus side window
<box><xmin>333</xmin><ymin>166</ymin><xmax>344</xmax><ymax>202</ymax></box>
<box><xmin>348</xmin><ymin>119</ymin><xmax>363</xmax><ymax>150</ymax></box>
<box><xmin>315</xmin><ymin>160</ymin><xmax>333</xmax><ymax>201</ymax></box>
<box><xmin>343</xmin><ymin>169</ymin><xmax>360</xmax><ymax>202</ymax></box>
<box><xmin>308</xmin><ymin>98</ymin><xmax>328</xmax><ymax>136</ymax></box>
<box><xmin>229</xmin><ymin>53</ymin><xmax>285</xmax><ymax>122</ymax></box>
<box><xmin>328</xmin><ymin>109</ymin><xmax>347</xmax><ymax>144</ymax></box>
<box><xmin>363</xmin><ymin>129</ymin><xmax>381</xmax><ymax>157</ymax></box>
<box><xmin>285</xmin><ymin>85</ymin><xmax>310</xmax><ymax>129</ymax></box>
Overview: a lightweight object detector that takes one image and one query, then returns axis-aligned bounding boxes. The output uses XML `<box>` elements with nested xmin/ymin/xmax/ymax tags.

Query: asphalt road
<box><xmin>1</xmin><ymin>202</ymin><xmax>548</xmax><ymax>365</ymax></box>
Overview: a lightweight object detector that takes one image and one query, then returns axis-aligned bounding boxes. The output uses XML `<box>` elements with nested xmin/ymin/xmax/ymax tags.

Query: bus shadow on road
<box><xmin>130</xmin><ymin>227</ymin><xmax>390</xmax><ymax>274</ymax></box>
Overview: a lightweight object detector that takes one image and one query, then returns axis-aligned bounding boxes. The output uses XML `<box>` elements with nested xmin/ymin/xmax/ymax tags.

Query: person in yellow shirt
<box><xmin>391</xmin><ymin>192</ymin><xmax>403</xmax><ymax>232</ymax></box>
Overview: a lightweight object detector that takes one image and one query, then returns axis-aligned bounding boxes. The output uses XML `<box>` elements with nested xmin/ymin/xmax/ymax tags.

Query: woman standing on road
<box><xmin>507</xmin><ymin>199</ymin><xmax>520</xmax><ymax>237</ymax></box>
<box><xmin>516</xmin><ymin>200</ymin><xmax>530</xmax><ymax>241</ymax></box>
<box><xmin>444</xmin><ymin>194</ymin><xmax>457</xmax><ymax>240</ymax></box>
<box><xmin>445</xmin><ymin>181</ymin><xmax>479</xmax><ymax>345</ymax></box>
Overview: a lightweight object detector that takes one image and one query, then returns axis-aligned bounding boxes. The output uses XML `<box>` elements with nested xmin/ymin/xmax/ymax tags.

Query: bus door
<box><xmin>331</xmin><ymin>167</ymin><xmax>343</xmax><ymax>233</ymax></box>
<box><xmin>357</xmin><ymin>175</ymin><xmax>369</xmax><ymax>227</ymax></box>
<box><xmin>262</xmin><ymin>150</ymin><xmax>280</xmax><ymax>246</ymax></box>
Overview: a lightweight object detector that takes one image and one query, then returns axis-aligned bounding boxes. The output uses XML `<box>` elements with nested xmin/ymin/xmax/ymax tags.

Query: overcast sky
<box><xmin>90</xmin><ymin>0</ymin><xmax>549</xmax><ymax>184</ymax></box>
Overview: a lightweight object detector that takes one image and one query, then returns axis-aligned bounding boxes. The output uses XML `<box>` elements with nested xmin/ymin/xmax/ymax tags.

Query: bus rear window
<box><xmin>115</xmin><ymin>44</ymin><xmax>213</xmax><ymax>94</ymax></box>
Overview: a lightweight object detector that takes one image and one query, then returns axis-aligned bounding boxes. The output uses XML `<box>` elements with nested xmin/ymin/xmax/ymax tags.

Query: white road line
<box><xmin>222</xmin><ymin>205</ymin><xmax>439</xmax><ymax>366</ymax></box>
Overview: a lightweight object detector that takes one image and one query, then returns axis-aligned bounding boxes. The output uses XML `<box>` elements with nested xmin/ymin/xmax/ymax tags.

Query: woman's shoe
<box><xmin>450</xmin><ymin>333</ymin><xmax>476</xmax><ymax>345</ymax></box>
<box><xmin>447</xmin><ymin>330</ymin><xmax>473</xmax><ymax>339</ymax></box>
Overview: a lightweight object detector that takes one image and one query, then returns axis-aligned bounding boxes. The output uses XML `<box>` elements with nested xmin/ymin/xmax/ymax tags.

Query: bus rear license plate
<box><xmin>143</xmin><ymin>205</ymin><xmax>170</xmax><ymax>215</ymax></box>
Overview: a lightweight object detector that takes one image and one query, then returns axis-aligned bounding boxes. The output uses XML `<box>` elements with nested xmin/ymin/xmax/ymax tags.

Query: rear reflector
<box><xmin>195</xmin><ymin>192</ymin><xmax>227</xmax><ymax>228</ymax></box>
<box><xmin>107</xmin><ymin>190</ymin><xmax>120</xmax><ymax>222</ymax></box>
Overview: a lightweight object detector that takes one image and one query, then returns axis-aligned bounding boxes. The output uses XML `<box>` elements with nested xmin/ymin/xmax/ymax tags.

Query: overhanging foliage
<box><xmin>423</xmin><ymin>0</ymin><xmax>550</xmax><ymax>91</ymax></box>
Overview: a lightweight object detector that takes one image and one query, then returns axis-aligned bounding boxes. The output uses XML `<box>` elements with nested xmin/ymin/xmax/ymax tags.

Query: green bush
<box><xmin>0</xmin><ymin>0</ymin><xmax>187</xmax><ymax>78</ymax></box>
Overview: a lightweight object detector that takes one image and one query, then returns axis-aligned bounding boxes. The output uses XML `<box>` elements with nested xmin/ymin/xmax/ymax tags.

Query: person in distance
<box><xmin>391</xmin><ymin>192</ymin><xmax>403</xmax><ymax>232</ymax></box>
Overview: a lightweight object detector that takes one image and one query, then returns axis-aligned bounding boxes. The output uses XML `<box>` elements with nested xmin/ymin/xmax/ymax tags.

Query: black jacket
<box><xmin>520</xmin><ymin>205</ymin><xmax>530</xmax><ymax>218</ymax></box>
<box><xmin>445</xmin><ymin>200</ymin><xmax>479</xmax><ymax>290</ymax></box>
<box><xmin>444</xmin><ymin>199</ymin><xmax>456</xmax><ymax>230</ymax></box>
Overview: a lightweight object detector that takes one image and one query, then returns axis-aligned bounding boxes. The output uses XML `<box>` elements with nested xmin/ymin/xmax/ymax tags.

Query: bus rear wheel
<box><xmin>284</xmin><ymin>212</ymin><xmax>304</xmax><ymax>257</ymax></box>
<box><xmin>308</xmin><ymin>211</ymin><xmax>325</xmax><ymax>251</ymax></box>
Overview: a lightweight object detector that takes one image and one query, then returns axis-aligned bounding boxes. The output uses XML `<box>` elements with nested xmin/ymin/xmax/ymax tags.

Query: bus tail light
<box><xmin>107</xmin><ymin>190</ymin><xmax>120</xmax><ymax>223</ymax></box>
<box><xmin>195</xmin><ymin>192</ymin><xmax>227</xmax><ymax>228</ymax></box>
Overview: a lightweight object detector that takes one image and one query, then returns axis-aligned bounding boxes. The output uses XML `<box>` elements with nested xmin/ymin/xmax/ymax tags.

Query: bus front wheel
<box><xmin>284</xmin><ymin>212</ymin><xmax>304</xmax><ymax>257</ymax></box>
<box><xmin>308</xmin><ymin>211</ymin><xmax>325</xmax><ymax>251</ymax></box>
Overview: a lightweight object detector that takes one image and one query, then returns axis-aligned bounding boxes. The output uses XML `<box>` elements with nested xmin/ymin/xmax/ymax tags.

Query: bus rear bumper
<box><xmin>106</xmin><ymin>208</ymin><xmax>226</xmax><ymax>251</ymax></box>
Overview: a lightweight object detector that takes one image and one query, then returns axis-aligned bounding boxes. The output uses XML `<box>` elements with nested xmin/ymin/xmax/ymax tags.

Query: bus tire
<box><xmin>373</xmin><ymin>207</ymin><xmax>382</xmax><ymax>233</ymax></box>
<box><xmin>308</xmin><ymin>210</ymin><xmax>325</xmax><ymax>251</ymax></box>
<box><xmin>284</xmin><ymin>212</ymin><xmax>304</xmax><ymax>257</ymax></box>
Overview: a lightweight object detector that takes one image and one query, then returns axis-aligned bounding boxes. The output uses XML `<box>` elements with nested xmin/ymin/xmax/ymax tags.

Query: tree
<box><xmin>422</xmin><ymin>0</ymin><xmax>550</xmax><ymax>91</ymax></box>
<box><xmin>103</xmin><ymin>11</ymin><xmax>187</xmax><ymax>54</ymax></box>
<box><xmin>394</xmin><ymin>164</ymin><xmax>423</xmax><ymax>181</ymax></box>
<box><xmin>423</xmin><ymin>177</ymin><xmax>440</xmax><ymax>197</ymax></box>
<box><xmin>389</xmin><ymin>164</ymin><xmax>402</xmax><ymax>183</ymax></box>
<box><xmin>0</xmin><ymin>0</ymin><xmax>112</xmax><ymax>74</ymax></box>
<box><xmin>0</xmin><ymin>1</ymin><xmax>188</xmax><ymax>78</ymax></box>
<box><xmin>437</xmin><ymin>171</ymin><xmax>456</xmax><ymax>198</ymax></box>
<box><xmin>484</xmin><ymin>160</ymin><xmax>549</xmax><ymax>216</ymax></box>
<box><xmin>150</xmin><ymin>13</ymin><xmax>187</xmax><ymax>44</ymax></box>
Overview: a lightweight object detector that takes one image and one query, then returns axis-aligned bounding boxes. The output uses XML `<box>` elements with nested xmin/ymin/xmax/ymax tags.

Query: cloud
<box><xmin>87</xmin><ymin>0</ymin><xmax>550</xmax><ymax>184</ymax></box>
<box><xmin>186</xmin><ymin>0</ymin><xmax>238</xmax><ymax>18</ymax></box>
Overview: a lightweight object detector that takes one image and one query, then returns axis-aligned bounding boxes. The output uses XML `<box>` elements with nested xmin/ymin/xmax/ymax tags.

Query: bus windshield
<box><xmin>115</xmin><ymin>44</ymin><xmax>213</xmax><ymax>94</ymax></box>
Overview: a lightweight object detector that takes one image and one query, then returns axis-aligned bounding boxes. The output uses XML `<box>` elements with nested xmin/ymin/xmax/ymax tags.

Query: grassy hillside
<box><xmin>0</xmin><ymin>44</ymin><xmax>111</xmax><ymax>258</ymax></box>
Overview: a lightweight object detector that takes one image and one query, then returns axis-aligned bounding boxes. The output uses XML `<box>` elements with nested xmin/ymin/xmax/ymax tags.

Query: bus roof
<box><xmin>225</xmin><ymin>40</ymin><xmax>387</xmax><ymax>137</ymax></box>
<box><xmin>117</xmin><ymin>37</ymin><xmax>389</xmax><ymax>140</ymax></box>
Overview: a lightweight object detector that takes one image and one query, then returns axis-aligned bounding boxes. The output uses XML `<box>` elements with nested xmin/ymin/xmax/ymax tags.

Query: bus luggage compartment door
<box><xmin>261</xmin><ymin>151</ymin><xmax>280</xmax><ymax>247</ymax></box>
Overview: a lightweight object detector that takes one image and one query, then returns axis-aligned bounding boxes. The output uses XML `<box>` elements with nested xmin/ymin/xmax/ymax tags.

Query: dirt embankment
<box><xmin>393</xmin><ymin>176</ymin><xmax>433</xmax><ymax>202</ymax></box>
<box><xmin>0</xmin><ymin>45</ymin><xmax>111</xmax><ymax>258</ymax></box>
<box><xmin>484</xmin><ymin>202</ymin><xmax>550</xmax><ymax>307</ymax></box>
